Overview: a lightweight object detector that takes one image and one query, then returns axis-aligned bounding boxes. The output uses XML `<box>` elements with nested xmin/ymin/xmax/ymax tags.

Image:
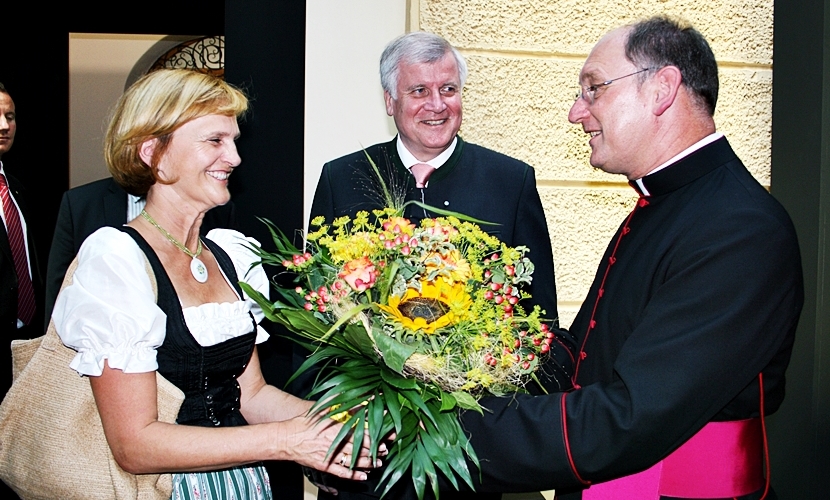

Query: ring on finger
<box><xmin>338</xmin><ymin>453</ymin><xmax>347</xmax><ymax>467</ymax></box>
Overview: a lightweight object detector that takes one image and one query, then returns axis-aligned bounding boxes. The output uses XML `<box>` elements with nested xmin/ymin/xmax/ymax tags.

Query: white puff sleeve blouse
<box><xmin>53</xmin><ymin>227</ymin><xmax>270</xmax><ymax>377</ymax></box>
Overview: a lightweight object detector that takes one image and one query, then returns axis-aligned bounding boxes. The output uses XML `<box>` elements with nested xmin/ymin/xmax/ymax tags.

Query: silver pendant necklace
<box><xmin>140</xmin><ymin>209</ymin><xmax>208</xmax><ymax>283</ymax></box>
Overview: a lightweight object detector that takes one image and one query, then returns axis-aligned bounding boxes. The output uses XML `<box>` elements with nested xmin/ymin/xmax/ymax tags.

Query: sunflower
<box><xmin>377</xmin><ymin>278</ymin><xmax>472</xmax><ymax>334</ymax></box>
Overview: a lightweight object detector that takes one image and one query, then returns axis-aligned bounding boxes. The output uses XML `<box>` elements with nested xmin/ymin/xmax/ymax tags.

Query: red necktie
<box><xmin>411</xmin><ymin>163</ymin><xmax>435</xmax><ymax>188</ymax></box>
<box><xmin>0</xmin><ymin>173</ymin><xmax>36</xmax><ymax>325</ymax></box>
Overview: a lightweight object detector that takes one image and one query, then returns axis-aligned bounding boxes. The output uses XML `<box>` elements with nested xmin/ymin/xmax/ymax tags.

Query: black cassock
<box><xmin>461</xmin><ymin>136</ymin><xmax>804</xmax><ymax>499</ymax></box>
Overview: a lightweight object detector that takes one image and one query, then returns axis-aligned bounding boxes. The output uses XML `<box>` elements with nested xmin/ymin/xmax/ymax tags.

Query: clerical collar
<box><xmin>396</xmin><ymin>136</ymin><xmax>458</xmax><ymax>170</ymax></box>
<box><xmin>634</xmin><ymin>132</ymin><xmax>723</xmax><ymax>196</ymax></box>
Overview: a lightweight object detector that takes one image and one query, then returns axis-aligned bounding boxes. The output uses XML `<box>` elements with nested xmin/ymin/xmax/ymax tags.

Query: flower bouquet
<box><xmin>240</xmin><ymin>159</ymin><xmax>559</xmax><ymax>499</ymax></box>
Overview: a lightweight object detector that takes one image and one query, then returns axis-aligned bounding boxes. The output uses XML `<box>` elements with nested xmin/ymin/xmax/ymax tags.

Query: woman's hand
<box><xmin>279</xmin><ymin>409</ymin><xmax>385</xmax><ymax>481</ymax></box>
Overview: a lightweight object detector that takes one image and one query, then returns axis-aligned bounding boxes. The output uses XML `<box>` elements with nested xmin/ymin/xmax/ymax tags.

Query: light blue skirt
<box><xmin>171</xmin><ymin>464</ymin><xmax>272</xmax><ymax>500</ymax></box>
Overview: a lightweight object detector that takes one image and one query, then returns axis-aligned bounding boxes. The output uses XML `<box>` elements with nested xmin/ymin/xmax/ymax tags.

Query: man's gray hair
<box><xmin>380</xmin><ymin>32</ymin><xmax>467</xmax><ymax>99</ymax></box>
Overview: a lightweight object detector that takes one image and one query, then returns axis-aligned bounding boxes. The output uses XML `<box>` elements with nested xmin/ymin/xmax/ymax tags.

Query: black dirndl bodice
<box><xmin>120</xmin><ymin>226</ymin><xmax>256</xmax><ymax>428</ymax></box>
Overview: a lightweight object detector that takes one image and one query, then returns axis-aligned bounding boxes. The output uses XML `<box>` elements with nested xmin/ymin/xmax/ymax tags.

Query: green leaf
<box><xmin>366</xmin><ymin>396</ymin><xmax>387</xmax><ymax>461</ymax></box>
<box><xmin>380</xmin><ymin>368</ymin><xmax>419</xmax><ymax>390</ymax></box>
<box><xmin>440</xmin><ymin>391</ymin><xmax>457</xmax><ymax>412</ymax></box>
<box><xmin>375</xmin><ymin>333</ymin><xmax>417</xmax><ymax>373</ymax></box>
<box><xmin>451</xmin><ymin>391</ymin><xmax>483</xmax><ymax>413</ymax></box>
<box><xmin>239</xmin><ymin>282</ymin><xmax>276</xmax><ymax>318</ymax></box>
<box><xmin>398</xmin><ymin>388</ymin><xmax>439</xmax><ymax>428</ymax></box>
<box><xmin>322</xmin><ymin>303</ymin><xmax>374</xmax><ymax>342</ymax></box>
<box><xmin>272</xmin><ymin>285</ymin><xmax>305</xmax><ymax>309</ymax></box>
<box><xmin>341</xmin><ymin>323</ymin><xmax>377</xmax><ymax>357</ymax></box>
<box><xmin>325</xmin><ymin>409</ymin><xmax>361</xmax><ymax>460</ymax></box>
<box><xmin>378</xmin><ymin>440</ymin><xmax>415</xmax><ymax>498</ymax></box>
<box><xmin>380</xmin><ymin>383</ymin><xmax>403</xmax><ymax>433</ymax></box>
<box><xmin>420</xmin><ymin>430</ymin><xmax>459</xmax><ymax>491</ymax></box>
<box><xmin>410</xmin><ymin>447</ymin><xmax>427</xmax><ymax>500</ymax></box>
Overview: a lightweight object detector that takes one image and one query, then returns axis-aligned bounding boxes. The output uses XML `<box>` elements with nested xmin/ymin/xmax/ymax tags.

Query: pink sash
<box><xmin>582</xmin><ymin>418</ymin><xmax>763</xmax><ymax>499</ymax></box>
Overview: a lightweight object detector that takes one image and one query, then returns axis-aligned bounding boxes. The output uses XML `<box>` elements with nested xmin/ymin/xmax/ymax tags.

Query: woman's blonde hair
<box><xmin>104</xmin><ymin>69</ymin><xmax>248</xmax><ymax>195</ymax></box>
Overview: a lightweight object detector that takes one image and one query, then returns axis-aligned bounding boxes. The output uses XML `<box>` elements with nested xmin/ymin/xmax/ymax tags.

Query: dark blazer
<box><xmin>1</xmin><ymin>171</ymin><xmax>44</xmax><ymax>403</ymax></box>
<box><xmin>311</xmin><ymin>136</ymin><xmax>559</xmax><ymax>320</ymax></box>
<box><xmin>458</xmin><ymin>137</ymin><xmax>804</xmax><ymax>499</ymax></box>
<box><xmin>43</xmin><ymin>177</ymin><xmax>237</xmax><ymax>325</ymax></box>
<box><xmin>0</xmin><ymin>171</ymin><xmax>44</xmax><ymax>337</ymax></box>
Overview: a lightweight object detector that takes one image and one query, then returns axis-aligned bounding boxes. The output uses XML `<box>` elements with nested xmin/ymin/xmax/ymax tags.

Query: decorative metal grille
<box><xmin>150</xmin><ymin>36</ymin><xmax>224</xmax><ymax>78</ymax></box>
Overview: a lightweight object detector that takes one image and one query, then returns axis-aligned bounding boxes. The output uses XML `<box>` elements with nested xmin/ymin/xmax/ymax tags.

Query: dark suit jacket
<box><xmin>311</xmin><ymin>136</ymin><xmax>558</xmax><ymax>320</ymax></box>
<box><xmin>43</xmin><ymin>177</ymin><xmax>237</xmax><ymax>325</ymax></box>
<box><xmin>1</xmin><ymin>170</ymin><xmax>44</xmax><ymax>401</ymax></box>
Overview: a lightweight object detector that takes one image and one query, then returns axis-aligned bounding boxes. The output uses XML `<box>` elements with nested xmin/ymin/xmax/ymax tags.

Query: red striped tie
<box><xmin>0</xmin><ymin>173</ymin><xmax>36</xmax><ymax>325</ymax></box>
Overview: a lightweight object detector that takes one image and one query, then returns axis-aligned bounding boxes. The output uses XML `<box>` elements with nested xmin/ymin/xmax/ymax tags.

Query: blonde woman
<box><xmin>53</xmin><ymin>69</ymin><xmax>378</xmax><ymax>499</ymax></box>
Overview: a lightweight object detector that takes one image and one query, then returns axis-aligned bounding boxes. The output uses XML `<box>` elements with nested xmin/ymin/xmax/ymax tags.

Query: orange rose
<box><xmin>338</xmin><ymin>257</ymin><xmax>377</xmax><ymax>292</ymax></box>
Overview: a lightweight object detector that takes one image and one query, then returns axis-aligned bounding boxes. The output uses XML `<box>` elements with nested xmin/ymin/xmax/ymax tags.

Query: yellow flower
<box><xmin>424</xmin><ymin>249</ymin><xmax>472</xmax><ymax>283</ymax></box>
<box><xmin>382</xmin><ymin>216</ymin><xmax>416</xmax><ymax>236</ymax></box>
<box><xmin>327</xmin><ymin>231</ymin><xmax>379</xmax><ymax>263</ymax></box>
<box><xmin>378</xmin><ymin>278</ymin><xmax>471</xmax><ymax>334</ymax></box>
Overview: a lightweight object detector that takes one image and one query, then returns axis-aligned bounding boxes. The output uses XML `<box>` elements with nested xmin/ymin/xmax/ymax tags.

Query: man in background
<box><xmin>306</xmin><ymin>31</ymin><xmax>573</xmax><ymax>500</ymax></box>
<box><xmin>457</xmin><ymin>16</ymin><xmax>803</xmax><ymax>500</ymax></box>
<box><xmin>44</xmin><ymin>177</ymin><xmax>236</xmax><ymax>324</ymax></box>
<box><xmin>0</xmin><ymin>81</ymin><xmax>41</xmax><ymax>499</ymax></box>
<box><xmin>0</xmin><ymin>82</ymin><xmax>44</xmax><ymax>367</ymax></box>
<box><xmin>311</xmin><ymin>30</ymin><xmax>560</xmax><ymax>339</ymax></box>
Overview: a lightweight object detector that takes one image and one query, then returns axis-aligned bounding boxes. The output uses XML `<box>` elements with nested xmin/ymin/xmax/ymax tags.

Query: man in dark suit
<box><xmin>0</xmin><ymin>82</ymin><xmax>44</xmax><ymax>360</ymax></box>
<box><xmin>455</xmin><ymin>16</ymin><xmax>803</xmax><ymax>500</ymax></box>
<box><xmin>0</xmin><ymin>81</ymin><xmax>41</xmax><ymax>499</ymax></box>
<box><xmin>43</xmin><ymin>176</ymin><xmax>237</xmax><ymax>324</ymax></box>
<box><xmin>306</xmin><ymin>32</ymin><xmax>571</xmax><ymax>500</ymax></box>
<box><xmin>311</xmin><ymin>30</ymin><xmax>559</xmax><ymax>333</ymax></box>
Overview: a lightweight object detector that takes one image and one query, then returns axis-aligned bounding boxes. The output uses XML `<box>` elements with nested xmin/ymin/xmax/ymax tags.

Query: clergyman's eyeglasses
<box><xmin>575</xmin><ymin>68</ymin><xmax>654</xmax><ymax>105</ymax></box>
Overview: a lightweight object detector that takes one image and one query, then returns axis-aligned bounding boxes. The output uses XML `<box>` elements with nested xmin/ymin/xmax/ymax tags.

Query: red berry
<box><xmin>541</xmin><ymin>344</ymin><xmax>550</xmax><ymax>353</ymax></box>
